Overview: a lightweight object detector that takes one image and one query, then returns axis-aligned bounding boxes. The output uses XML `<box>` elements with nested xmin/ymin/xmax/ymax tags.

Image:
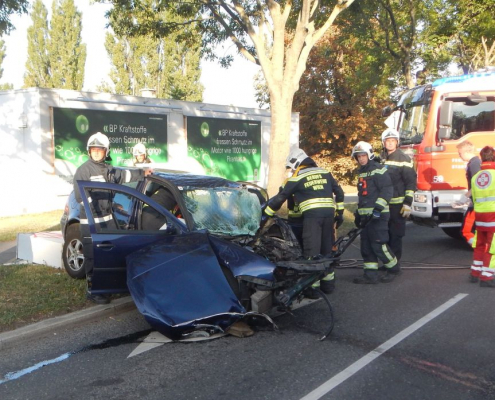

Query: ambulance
<box><xmin>383</xmin><ymin>69</ymin><xmax>495</xmax><ymax>239</ymax></box>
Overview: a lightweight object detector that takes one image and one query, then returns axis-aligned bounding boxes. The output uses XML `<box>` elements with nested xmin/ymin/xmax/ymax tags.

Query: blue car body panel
<box><xmin>126</xmin><ymin>232</ymin><xmax>247</xmax><ymax>339</ymax></box>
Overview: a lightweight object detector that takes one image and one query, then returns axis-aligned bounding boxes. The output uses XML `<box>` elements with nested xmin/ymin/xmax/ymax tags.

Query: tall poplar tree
<box><xmin>103</xmin><ymin>3</ymin><xmax>203</xmax><ymax>101</ymax></box>
<box><xmin>48</xmin><ymin>0</ymin><xmax>86</xmax><ymax>89</ymax></box>
<box><xmin>23</xmin><ymin>0</ymin><xmax>50</xmax><ymax>88</ymax></box>
<box><xmin>0</xmin><ymin>39</ymin><xmax>13</xmax><ymax>90</ymax></box>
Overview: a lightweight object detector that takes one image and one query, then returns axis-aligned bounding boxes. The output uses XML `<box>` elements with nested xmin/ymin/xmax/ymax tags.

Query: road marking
<box><xmin>300</xmin><ymin>293</ymin><xmax>469</xmax><ymax>400</ymax></box>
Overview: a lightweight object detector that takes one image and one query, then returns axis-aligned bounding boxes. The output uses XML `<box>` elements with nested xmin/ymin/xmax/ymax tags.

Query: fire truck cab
<box><xmin>385</xmin><ymin>70</ymin><xmax>495</xmax><ymax>239</ymax></box>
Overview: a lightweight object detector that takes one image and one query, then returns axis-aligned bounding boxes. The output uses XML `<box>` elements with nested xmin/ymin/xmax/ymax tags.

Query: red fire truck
<box><xmin>384</xmin><ymin>70</ymin><xmax>495</xmax><ymax>239</ymax></box>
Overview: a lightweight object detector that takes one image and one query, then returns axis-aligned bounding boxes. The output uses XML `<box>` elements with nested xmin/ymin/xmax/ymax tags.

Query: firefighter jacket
<box><xmin>74</xmin><ymin>158</ymin><xmax>144</xmax><ymax>218</ymax></box>
<box><xmin>471</xmin><ymin>161</ymin><xmax>495</xmax><ymax>232</ymax></box>
<box><xmin>357</xmin><ymin>160</ymin><xmax>393</xmax><ymax>216</ymax></box>
<box><xmin>380</xmin><ymin>149</ymin><xmax>416</xmax><ymax>206</ymax></box>
<box><xmin>265</xmin><ymin>165</ymin><xmax>344</xmax><ymax>218</ymax></box>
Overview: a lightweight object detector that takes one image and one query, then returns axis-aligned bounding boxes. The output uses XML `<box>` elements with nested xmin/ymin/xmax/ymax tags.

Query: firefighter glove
<box><xmin>354</xmin><ymin>211</ymin><xmax>361</xmax><ymax>228</ymax></box>
<box><xmin>372</xmin><ymin>208</ymin><xmax>381</xmax><ymax>220</ymax></box>
<box><xmin>335</xmin><ymin>211</ymin><xmax>344</xmax><ymax>229</ymax></box>
<box><xmin>400</xmin><ymin>204</ymin><xmax>412</xmax><ymax>218</ymax></box>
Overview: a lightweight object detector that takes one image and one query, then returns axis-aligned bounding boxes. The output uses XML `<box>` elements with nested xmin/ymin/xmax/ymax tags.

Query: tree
<box><xmin>102</xmin><ymin>4</ymin><xmax>203</xmax><ymax>101</ymax></box>
<box><xmin>291</xmin><ymin>29</ymin><xmax>390</xmax><ymax>182</ymax></box>
<box><xmin>101</xmin><ymin>0</ymin><xmax>356</xmax><ymax>196</ymax></box>
<box><xmin>0</xmin><ymin>39</ymin><xmax>13</xmax><ymax>90</ymax></box>
<box><xmin>24</xmin><ymin>0</ymin><xmax>50</xmax><ymax>88</ymax></box>
<box><xmin>438</xmin><ymin>0</ymin><xmax>495</xmax><ymax>73</ymax></box>
<box><xmin>0</xmin><ymin>0</ymin><xmax>29</xmax><ymax>35</ymax></box>
<box><xmin>47</xmin><ymin>0</ymin><xmax>86</xmax><ymax>89</ymax></box>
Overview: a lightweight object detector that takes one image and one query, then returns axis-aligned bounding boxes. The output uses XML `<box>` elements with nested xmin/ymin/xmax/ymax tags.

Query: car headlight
<box><xmin>414</xmin><ymin>193</ymin><xmax>428</xmax><ymax>203</ymax></box>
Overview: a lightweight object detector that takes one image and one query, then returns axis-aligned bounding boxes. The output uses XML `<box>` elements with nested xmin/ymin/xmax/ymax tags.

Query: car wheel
<box><xmin>441</xmin><ymin>227</ymin><xmax>463</xmax><ymax>241</ymax></box>
<box><xmin>62</xmin><ymin>224</ymin><xmax>86</xmax><ymax>279</ymax></box>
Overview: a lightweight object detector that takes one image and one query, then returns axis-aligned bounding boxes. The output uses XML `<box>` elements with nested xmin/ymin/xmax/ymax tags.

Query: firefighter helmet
<box><xmin>132</xmin><ymin>143</ymin><xmax>147</xmax><ymax>157</ymax></box>
<box><xmin>286</xmin><ymin>148</ymin><xmax>308</xmax><ymax>170</ymax></box>
<box><xmin>351</xmin><ymin>141</ymin><xmax>375</xmax><ymax>160</ymax></box>
<box><xmin>87</xmin><ymin>132</ymin><xmax>110</xmax><ymax>157</ymax></box>
<box><xmin>381</xmin><ymin>128</ymin><xmax>400</xmax><ymax>145</ymax></box>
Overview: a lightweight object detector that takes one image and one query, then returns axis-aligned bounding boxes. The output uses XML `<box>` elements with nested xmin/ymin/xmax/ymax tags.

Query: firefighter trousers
<box><xmin>360</xmin><ymin>217</ymin><xmax>399</xmax><ymax>274</ymax></box>
<box><xmin>388</xmin><ymin>204</ymin><xmax>406</xmax><ymax>261</ymax></box>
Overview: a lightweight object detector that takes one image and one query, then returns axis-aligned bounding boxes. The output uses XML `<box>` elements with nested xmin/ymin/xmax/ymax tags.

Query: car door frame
<box><xmin>77</xmin><ymin>180</ymin><xmax>189</xmax><ymax>294</ymax></box>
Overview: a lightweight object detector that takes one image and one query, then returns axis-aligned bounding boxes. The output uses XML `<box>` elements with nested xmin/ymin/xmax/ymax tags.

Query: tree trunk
<box><xmin>266</xmin><ymin>92</ymin><xmax>294</xmax><ymax>198</ymax></box>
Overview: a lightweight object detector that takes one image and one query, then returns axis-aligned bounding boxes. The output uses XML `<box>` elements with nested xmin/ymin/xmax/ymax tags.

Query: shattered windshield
<box><xmin>182</xmin><ymin>187</ymin><xmax>261</xmax><ymax>236</ymax></box>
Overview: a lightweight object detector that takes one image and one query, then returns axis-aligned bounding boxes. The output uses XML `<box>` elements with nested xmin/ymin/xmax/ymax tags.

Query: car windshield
<box><xmin>182</xmin><ymin>187</ymin><xmax>261</xmax><ymax>236</ymax></box>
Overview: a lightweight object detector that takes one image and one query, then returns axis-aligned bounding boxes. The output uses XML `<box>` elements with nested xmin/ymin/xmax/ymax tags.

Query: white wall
<box><xmin>0</xmin><ymin>88</ymin><xmax>299</xmax><ymax>217</ymax></box>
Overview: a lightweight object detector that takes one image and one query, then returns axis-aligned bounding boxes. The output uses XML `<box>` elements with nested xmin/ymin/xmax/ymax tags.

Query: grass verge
<box><xmin>0</xmin><ymin>210</ymin><xmax>63</xmax><ymax>242</ymax></box>
<box><xmin>0</xmin><ymin>264</ymin><xmax>88</xmax><ymax>333</ymax></box>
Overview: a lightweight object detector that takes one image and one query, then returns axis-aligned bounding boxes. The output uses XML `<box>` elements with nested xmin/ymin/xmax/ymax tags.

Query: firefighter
<box><xmin>469</xmin><ymin>146</ymin><xmax>495</xmax><ymax>287</ymax></box>
<box><xmin>73</xmin><ymin>132</ymin><xmax>152</xmax><ymax>304</ymax></box>
<box><xmin>380</xmin><ymin>128</ymin><xmax>417</xmax><ymax>261</ymax></box>
<box><xmin>457</xmin><ymin>141</ymin><xmax>481</xmax><ymax>245</ymax></box>
<box><xmin>132</xmin><ymin>142</ymin><xmax>154</xmax><ymax>166</ymax></box>
<box><xmin>352</xmin><ymin>141</ymin><xmax>400</xmax><ymax>284</ymax></box>
<box><xmin>264</xmin><ymin>148</ymin><xmax>344</xmax><ymax>295</ymax></box>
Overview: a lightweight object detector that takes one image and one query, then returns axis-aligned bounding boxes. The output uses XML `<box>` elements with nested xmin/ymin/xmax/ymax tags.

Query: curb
<box><xmin>0</xmin><ymin>296</ymin><xmax>137</xmax><ymax>351</ymax></box>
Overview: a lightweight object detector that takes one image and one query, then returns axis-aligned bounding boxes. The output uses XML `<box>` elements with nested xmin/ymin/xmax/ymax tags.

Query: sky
<box><xmin>0</xmin><ymin>0</ymin><xmax>260</xmax><ymax>109</ymax></box>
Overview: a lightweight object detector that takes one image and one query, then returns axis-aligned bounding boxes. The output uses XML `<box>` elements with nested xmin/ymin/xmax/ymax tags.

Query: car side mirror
<box><xmin>381</xmin><ymin>106</ymin><xmax>393</xmax><ymax>118</ymax></box>
<box><xmin>159</xmin><ymin>222</ymin><xmax>177</xmax><ymax>234</ymax></box>
<box><xmin>438</xmin><ymin>101</ymin><xmax>453</xmax><ymax>140</ymax></box>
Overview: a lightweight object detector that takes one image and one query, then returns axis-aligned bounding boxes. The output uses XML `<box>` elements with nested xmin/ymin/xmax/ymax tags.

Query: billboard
<box><xmin>187</xmin><ymin>116</ymin><xmax>261</xmax><ymax>181</ymax></box>
<box><xmin>53</xmin><ymin>108</ymin><xmax>167</xmax><ymax>169</ymax></box>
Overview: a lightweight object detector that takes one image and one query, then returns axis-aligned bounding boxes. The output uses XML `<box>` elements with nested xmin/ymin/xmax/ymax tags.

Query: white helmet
<box><xmin>381</xmin><ymin>128</ymin><xmax>400</xmax><ymax>145</ymax></box>
<box><xmin>351</xmin><ymin>141</ymin><xmax>374</xmax><ymax>160</ymax></box>
<box><xmin>132</xmin><ymin>143</ymin><xmax>147</xmax><ymax>157</ymax></box>
<box><xmin>286</xmin><ymin>148</ymin><xmax>308</xmax><ymax>170</ymax></box>
<box><xmin>87</xmin><ymin>132</ymin><xmax>110</xmax><ymax>157</ymax></box>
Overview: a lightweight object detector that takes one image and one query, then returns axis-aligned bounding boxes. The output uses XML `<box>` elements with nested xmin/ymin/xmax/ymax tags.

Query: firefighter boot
<box><xmin>320</xmin><ymin>272</ymin><xmax>335</xmax><ymax>294</ymax></box>
<box><xmin>480</xmin><ymin>279</ymin><xmax>495</xmax><ymax>288</ymax></box>
<box><xmin>380</xmin><ymin>268</ymin><xmax>401</xmax><ymax>283</ymax></box>
<box><xmin>353</xmin><ymin>270</ymin><xmax>379</xmax><ymax>284</ymax></box>
<box><xmin>469</xmin><ymin>275</ymin><xmax>479</xmax><ymax>283</ymax></box>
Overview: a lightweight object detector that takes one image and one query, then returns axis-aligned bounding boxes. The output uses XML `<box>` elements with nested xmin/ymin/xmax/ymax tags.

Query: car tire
<box><xmin>441</xmin><ymin>227</ymin><xmax>463</xmax><ymax>241</ymax></box>
<box><xmin>62</xmin><ymin>224</ymin><xmax>86</xmax><ymax>279</ymax></box>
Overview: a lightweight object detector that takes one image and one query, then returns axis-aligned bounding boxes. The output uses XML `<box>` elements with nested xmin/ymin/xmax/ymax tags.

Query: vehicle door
<box><xmin>77</xmin><ymin>181</ymin><xmax>192</xmax><ymax>294</ymax></box>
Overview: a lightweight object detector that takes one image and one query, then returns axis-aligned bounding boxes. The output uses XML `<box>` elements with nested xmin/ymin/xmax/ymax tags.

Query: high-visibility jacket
<box><xmin>380</xmin><ymin>149</ymin><xmax>416</xmax><ymax>206</ymax></box>
<box><xmin>265</xmin><ymin>164</ymin><xmax>344</xmax><ymax>218</ymax></box>
<box><xmin>471</xmin><ymin>161</ymin><xmax>495</xmax><ymax>232</ymax></box>
<box><xmin>357</xmin><ymin>160</ymin><xmax>393</xmax><ymax>216</ymax></box>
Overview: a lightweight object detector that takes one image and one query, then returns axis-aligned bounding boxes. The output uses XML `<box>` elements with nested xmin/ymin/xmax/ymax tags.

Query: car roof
<box><xmin>152</xmin><ymin>171</ymin><xmax>242</xmax><ymax>189</ymax></box>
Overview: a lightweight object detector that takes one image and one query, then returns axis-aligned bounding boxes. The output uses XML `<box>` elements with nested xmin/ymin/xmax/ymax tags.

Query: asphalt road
<box><xmin>1</xmin><ymin>224</ymin><xmax>493</xmax><ymax>400</ymax></box>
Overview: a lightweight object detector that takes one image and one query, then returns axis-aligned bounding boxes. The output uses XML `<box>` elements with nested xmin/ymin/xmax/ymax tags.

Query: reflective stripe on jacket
<box><xmin>472</xmin><ymin>162</ymin><xmax>495</xmax><ymax>231</ymax></box>
<box><xmin>380</xmin><ymin>149</ymin><xmax>417</xmax><ymax>206</ymax></box>
<box><xmin>357</xmin><ymin>160</ymin><xmax>393</xmax><ymax>216</ymax></box>
<box><xmin>266</xmin><ymin>165</ymin><xmax>344</xmax><ymax>218</ymax></box>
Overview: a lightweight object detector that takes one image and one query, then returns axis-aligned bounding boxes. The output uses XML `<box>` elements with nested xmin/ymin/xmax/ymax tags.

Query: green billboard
<box><xmin>187</xmin><ymin>116</ymin><xmax>261</xmax><ymax>181</ymax></box>
<box><xmin>53</xmin><ymin>108</ymin><xmax>168</xmax><ymax>168</ymax></box>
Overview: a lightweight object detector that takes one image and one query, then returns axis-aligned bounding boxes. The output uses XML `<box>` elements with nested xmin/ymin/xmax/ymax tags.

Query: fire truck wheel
<box><xmin>441</xmin><ymin>227</ymin><xmax>463</xmax><ymax>241</ymax></box>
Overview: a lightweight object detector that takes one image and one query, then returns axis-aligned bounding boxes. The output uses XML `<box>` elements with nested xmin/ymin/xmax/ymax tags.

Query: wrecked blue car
<box><xmin>72</xmin><ymin>172</ymin><xmax>351</xmax><ymax>340</ymax></box>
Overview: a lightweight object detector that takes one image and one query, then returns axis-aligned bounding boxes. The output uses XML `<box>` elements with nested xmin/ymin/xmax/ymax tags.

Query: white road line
<box><xmin>300</xmin><ymin>293</ymin><xmax>469</xmax><ymax>400</ymax></box>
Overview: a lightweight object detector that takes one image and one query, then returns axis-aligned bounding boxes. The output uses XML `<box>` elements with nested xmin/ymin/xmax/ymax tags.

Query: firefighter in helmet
<box><xmin>132</xmin><ymin>142</ymin><xmax>154</xmax><ymax>166</ymax></box>
<box><xmin>380</xmin><ymin>128</ymin><xmax>417</xmax><ymax>261</ymax></box>
<box><xmin>264</xmin><ymin>148</ymin><xmax>344</xmax><ymax>295</ymax></box>
<box><xmin>73</xmin><ymin>132</ymin><xmax>152</xmax><ymax>304</ymax></box>
<box><xmin>352</xmin><ymin>141</ymin><xmax>400</xmax><ymax>284</ymax></box>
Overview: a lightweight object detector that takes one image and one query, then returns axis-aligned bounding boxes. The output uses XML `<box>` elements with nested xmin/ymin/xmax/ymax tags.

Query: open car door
<box><xmin>77</xmin><ymin>180</ymin><xmax>190</xmax><ymax>294</ymax></box>
<box><xmin>77</xmin><ymin>181</ymin><xmax>245</xmax><ymax>338</ymax></box>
